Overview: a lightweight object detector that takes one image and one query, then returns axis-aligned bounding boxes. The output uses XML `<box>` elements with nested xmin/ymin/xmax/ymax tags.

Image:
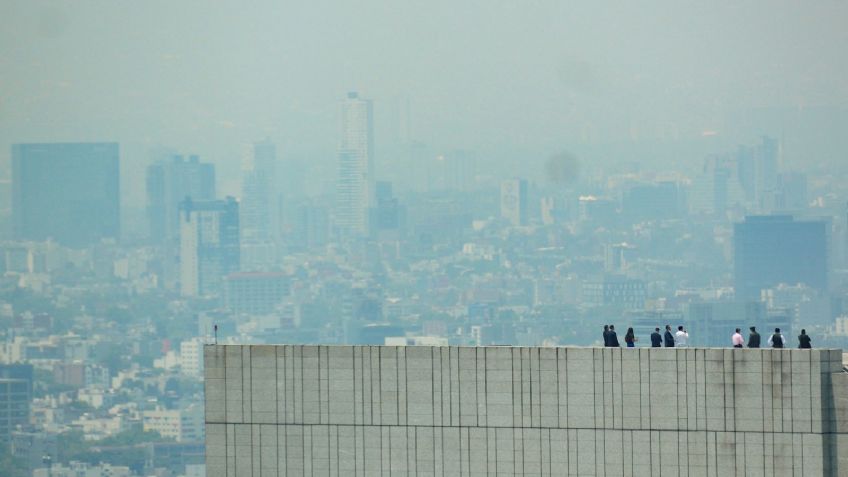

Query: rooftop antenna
<box><xmin>214</xmin><ymin>324</ymin><xmax>218</xmax><ymax>345</ymax></box>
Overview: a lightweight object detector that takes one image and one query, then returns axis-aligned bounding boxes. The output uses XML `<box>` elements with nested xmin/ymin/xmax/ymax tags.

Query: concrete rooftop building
<box><xmin>205</xmin><ymin>345</ymin><xmax>848</xmax><ymax>476</ymax></box>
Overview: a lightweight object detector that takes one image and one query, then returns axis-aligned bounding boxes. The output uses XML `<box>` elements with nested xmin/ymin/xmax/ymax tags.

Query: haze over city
<box><xmin>2</xmin><ymin>1</ymin><xmax>848</xmax><ymax>476</ymax></box>
<box><xmin>3</xmin><ymin>1</ymin><xmax>848</xmax><ymax>203</ymax></box>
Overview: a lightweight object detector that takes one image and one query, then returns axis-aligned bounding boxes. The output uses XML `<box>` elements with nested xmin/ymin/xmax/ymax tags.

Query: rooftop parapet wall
<box><xmin>205</xmin><ymin>345</ymin><xmax>848</xmax><ymax>476</ymax></box>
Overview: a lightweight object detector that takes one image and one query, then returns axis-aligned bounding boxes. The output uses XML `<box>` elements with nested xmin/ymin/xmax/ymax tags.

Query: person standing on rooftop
<box><xmin>748</xmin><ymin>326</ymin><xmax>761</xmax><ymax>348</ymax></box>
<box><xmin>674</xmin><ymin>325</ymin><xmax>689</xmax><ymax>347</ymax></box>
<box><xmin>798</xmin><ymin>329</ymin><xmax>812</xmax><ymax>349</ymax></box>
<box><xmin>650</xmin><ymin>328</ymin><xmax>662</xmax><ymax>347</ymax></box>
<box><xmin>603</xmin><ymin>325</ymin><xmax>611</xmax><ymax>347</ymax></box>
<box><xmin>798</xmin><ymin>330</ymin><xmax>813</xmax><ymax>349</ymax></box>
<box><xmin>732</xmin><ymin>328</ymin><xmax>744</xmax><ymax>348</ymax></box>
<box><xmin>768</xmin><ymin>328</ymin><xmax>786</xmax><ymax>349</ymax></box>
<box><xmin>624</xmin><ymin>327</ymin><xmax>637</xmax><ymax>348</ymax></box>
<box><xmin>664</xmin><ymin>325</ymin><xmax>675</xmax><ymax>347</ymax></box>
<box><xmin>609</xmin><ymin>325</ymin><xmax>621</xmax><ymax>347</ymax></box>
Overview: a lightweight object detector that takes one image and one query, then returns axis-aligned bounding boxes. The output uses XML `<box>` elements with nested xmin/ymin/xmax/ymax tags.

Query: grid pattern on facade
<box><xmin>205</xmin><ymin>345</ymin><xmax>848</xmax><ymax>476</ymax></box>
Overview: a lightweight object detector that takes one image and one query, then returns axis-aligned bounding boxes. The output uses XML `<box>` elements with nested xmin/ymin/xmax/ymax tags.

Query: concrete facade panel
<box><xmin>205</xmin><ymin>345</ymin><xmax>847</xmax><ymax>476</ymax></box>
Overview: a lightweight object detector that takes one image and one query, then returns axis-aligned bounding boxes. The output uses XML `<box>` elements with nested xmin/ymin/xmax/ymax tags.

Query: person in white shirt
<box><xmin>674</xmin><ymin>325</ymin><xmax>689</xmax><ymax>347</ymax></box>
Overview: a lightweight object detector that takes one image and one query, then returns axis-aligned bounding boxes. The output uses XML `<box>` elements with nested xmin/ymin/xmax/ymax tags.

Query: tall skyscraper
<box><xmin>146</xmin><ymin>154</ymin><xmax>216</xmax><ymax>244</ymax></box>
<box><xmin>0</xmin><ymin>364</ymin><xmax>32</xmax><ymax>446</ymax></box>
<box><xmin>336</xmin><ymin>92</ymin><xmax>374</xmax><ymax>236</ymax></box>
<box><xmin>241</xmin><ymin>141</ymin><xmax>278</xmax><ymax>243</ymax></box>
<box><xmin>689</xmin><ymin>155</ymin><xmax>745</xmax><ymax>216</ymax></box>
<box><xmin>755</xmin><ymin>136</ymin><xmax>780</xmax><ymax>207</ymax></box>
<box><xmin>734</xmin><ymin>215</ymin><xmax>828</xmax><ymax>301</ymax></box>
<box><xmin>12</xmin><ymin>143</ymin><xmax>119</xmax><ymax>247</ymax></box>
<box><xmin>500</xmin><ymin>178</ymin><xmax>528</xmax><ymax>226</ymax></box>
<box><xmin>735</xmin><ymin>144</ymin><xmax>756</xmax><ymax>202</ymax></box>
<box><xmin>179</xmin><ymin>197</ymin><xmax>240</xmax><ymax>297</ymax></box>
<box><xmin>844</xmin><ymin>201</ymin><xmax>848</xmax><ymax>268</ymax></box>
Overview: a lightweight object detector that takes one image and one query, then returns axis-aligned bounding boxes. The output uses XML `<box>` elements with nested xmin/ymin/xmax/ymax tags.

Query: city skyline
<box><xmin>2</xmin><ymin>2</ymin><xmax>848</xmax><ymax>476</ymax></box>
<box><xmin>2</xmin><ymin>2</ymin><xmax>848</xmax><ymax>207</ymax></box>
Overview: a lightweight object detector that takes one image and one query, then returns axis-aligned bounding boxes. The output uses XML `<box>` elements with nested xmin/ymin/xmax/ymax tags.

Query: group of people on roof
<box><xmin>601</xmin><ymin>324</ymin><xmax>813</xmax><ymax>349</ymax></box>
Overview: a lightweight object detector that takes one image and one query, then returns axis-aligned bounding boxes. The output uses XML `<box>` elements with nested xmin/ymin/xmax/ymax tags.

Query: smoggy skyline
<box><xmin>2</xmin><ymin>1</ymin><xmax>848</xmax><ymax>204</ymax></box>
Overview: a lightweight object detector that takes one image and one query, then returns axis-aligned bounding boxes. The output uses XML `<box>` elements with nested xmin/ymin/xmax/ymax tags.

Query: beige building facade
<box><xmin>205</xmin><ymin>345</ymin><xmax>848</xmax><ymax>476</ymax></box>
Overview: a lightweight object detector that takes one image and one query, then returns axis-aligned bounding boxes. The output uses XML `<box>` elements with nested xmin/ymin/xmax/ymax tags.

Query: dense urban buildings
<box><xmin>4</xmin><ymin>126</ymin><xmax>848</xmax><ymax>477</ymax></box>
<box><xmin>206</xmin><ymin>344</ymin><xmax>848</xmax><ymax>476</ymax></box>
<box><xmin>179</xmin><ymin>197</ymin><xmax>241</xmax><ymax>297</ymax></box>
<box><xmin>0</xmin><ymin>97</ymin><xmax>848</xmax><ymax>477</ymax></box>
<box><xmin>11</xmin><ymin>142</ymin><xmax>120</xmax><ymax>247</ymax></box>
<box><xmin>5</xmin><ymin>2</ymin><xmax>848</xmax><ymax>476</ymax></box>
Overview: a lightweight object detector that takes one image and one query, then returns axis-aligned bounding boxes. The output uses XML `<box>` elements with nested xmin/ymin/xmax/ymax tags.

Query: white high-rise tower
<box><xmin>336</xmin><ymin>92</ymin><xmax>374</xmax><ymax>236</ymax></box>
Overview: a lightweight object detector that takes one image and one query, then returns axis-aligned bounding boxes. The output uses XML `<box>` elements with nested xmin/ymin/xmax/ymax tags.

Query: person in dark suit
<box><xmin>609</xmin><ymin>325</ymin><xmax>620</xmax><ymax>347</ymax></box>
<box><xmin>748</xmin><ymin>326</ymin><xmax>761</xmax><ymax>348</ymax></box>
<box><xmin>663</xmin><ymin>325</ymin><xmax>675</xmax><ymax>347</ymax></box>
<box><xmin>798</xmin><ymin>329</ymin><xmax>812</xmax><ymax>349</ymax></box>
<box><xmin>603</xmin><ymin>325</ymin><xmax>611</xmax><ymax>347</ymax></box>
<box><xmin>650</xmin><ymin>328</ymin><xmax>663</xmax><ymax>347</ymax></box>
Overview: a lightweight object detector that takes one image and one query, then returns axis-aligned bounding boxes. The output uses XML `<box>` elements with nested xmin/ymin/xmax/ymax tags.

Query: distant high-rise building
<box><xmin>369</xmin><ymin>181</ymin><xmax>406</xmax><ymax>239</ymax></box>
<box><xmin>500</xmin><ymin>178</ymin><xmax>528</xmax><ymax>226</ymax></box>
<box><xmin>241</xmin><ymin>141</ymin><xmax>278</xmax><ymax>243</ymax></box>
<box><xmin>0</xmin><ymin>364</ymin><xmax>32</xmax><ymax>446</ymax></box>
<box><xmin>604</xmin><ymin>243</ymin><xmax>637</xmax><ymax>273</ymax></box>
<box><xmin>734</xmin><ymin>215</ymin><xmax>828</xmax><ymax>301</ymax></box>
<box><xmin>689</xmin><ymin>155</ymin><xmax>745</xmax><ymax>216</ymax></box>
<box><xmin>582</xmin><ymin>275</ymin><xmax>646</xmax><ymax>309</ymax></box>
<box><xmin>578</xmin><ymin>195</ymin><xmax>618</xmax><ymax>222</ymax></box>
<box><xmin>735</xmin><ymin>144</ymin><xmax>756</xmax><ymax>202</ymax></box>
<box><xmin>147</xmin><ymin>154</ymin><xmax>216</xmax><ymax>244</ymax></box>
<box><xmin>844</xmin><ymin>201</ymin><xmax>848</xmax><ymax>268</ymax></box>
<box><xmin>179</xmin><ymin>197</ymin><xmax>240</xmax><ymax>297</ymax></box>
<box><xmin>540</xmin><ymin>197</ymin><xmax>556</xmax><ymax>225</ymax></box>
<box><xmin>622</xmin><ymin>182</ymin><xmax>682</xmax><ymax>221</ymax></box>
<box><xmin>755</xmin><ymin>136</ymin><xmax>780</xmax><ymax>207</ymax></box>
<box><xmin>336</xmin><ymin>92</ymin><xmax>374</xmax><ymax>236</ymax></box>
<box><xmin>12</xmin><ymin>143</ymin><xmax>119</xmax><ymax>247</ymax></box>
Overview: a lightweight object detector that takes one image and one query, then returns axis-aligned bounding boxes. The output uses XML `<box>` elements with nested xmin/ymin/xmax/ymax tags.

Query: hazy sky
<box><xmin>1</xmin><ymin>1</ymin><xmax>847</xmax><ymax>202</ymax></box>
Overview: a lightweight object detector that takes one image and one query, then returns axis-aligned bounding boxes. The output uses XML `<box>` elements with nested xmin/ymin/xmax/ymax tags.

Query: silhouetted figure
<box><xmin>798</xmin><ymin>329</ymin><xmax>812</xmax><ymax>349</ymax></box>
<box><xmin>624</xmin><ymin>327</ymin><xmax>637</xmax><ymax>348</ymax></box>
<box><xmin>732</xmin><ymin>328</ymin><xmax>744</xmax><ymax>348</ymax></box>
<box><xmin>609</xmin><ymin>325</ymin><xmax>620</xmax><ymax>347</ymax></box>
<box><xmin>603</xmin><ymin>325</ymin><xmax>611</xmax><ymax>347</ymax></box>
<box><xmin>748</xmin><ymin>326</ymin><xmax>761</xmax><ymax>348</ymax></box>
<box><xmin>664</xmin><ymin>325</ymin><xmax>675</xmax><ymax>347</ymax></box>
<box><xmin>650</xmin><ymin>328</ymin><xmax>662</xmax><ymax>347</ymax></box>
<box><xmin>768</xmin><ymin>328</ymin><xmax>786</xmax><ymax>349</ymax></box>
